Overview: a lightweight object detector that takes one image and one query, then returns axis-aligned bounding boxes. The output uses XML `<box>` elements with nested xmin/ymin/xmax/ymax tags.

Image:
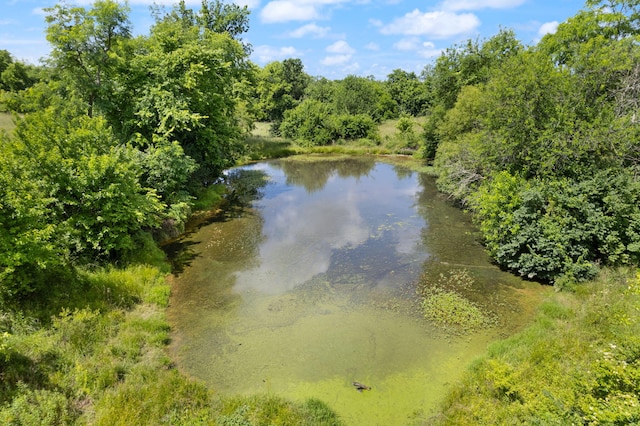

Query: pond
<box><xmin>166</xmin><ymin>156</ymin><xmax>547</xmax><ymax>425</ymax></box>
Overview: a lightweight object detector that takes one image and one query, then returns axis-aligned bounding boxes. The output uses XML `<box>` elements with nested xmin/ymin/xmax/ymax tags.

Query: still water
<box><xmin>166</xmin><ymin>157</ymin><xmax>546</xmax><ymax>425</ymax></box>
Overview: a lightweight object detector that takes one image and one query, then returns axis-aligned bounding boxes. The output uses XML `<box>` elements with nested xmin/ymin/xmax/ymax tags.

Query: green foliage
<box><xmin>280</xmin><ymin>99</ymin><xmax>379</xmax><ymax>146</ymax></box>
<box><xmin>45</xmin><ymin>0</ymin><xmax>132</xmax><ymax>118</ymax></box>
<box><xmin>280</xmin><ymin>99</ymin><xmax>334</xmax><ymax>146</ymax></box>
<box><xmin>0</xmin><ymin>387</ymin><xmax>75</xmax><ymax>426</ymax></box>
<box><xmin>0</xmin><ymin>104</ymin><xmax>166</xmax><ymax>304</ymax></box>
<box><xmin>424</xmin><ymin>29</ymin><xmax>523</xmax><ymax>111</ymax></box>
<box><xmin>0</xmin><ymin>262</ymin><xmax>343</xmax><ymax>425</ymax></box>
<box><xmin>0</xmin><ymin>50</ymin><xmax>39</xmax><ymax>93</ymax></box>
<box><xmin>472</xmin><ymin>170</ymin><xmax>640</xmax><ymax>282</ymax></box>
<box><xmin>134</xmin><ymin>135</ymin><xmax>197</xmax><ymax>204</ymax></box>
<box><xmin>15</xmin><ymin>107</ymin><xmax>164</xmax><ymax>261</ymax></box>
<box><xmin>218</xmin><ymin>395</ymin><xmax>343</xmax><ymax>426</ymax></box>
<box><xmin>433</xmin><ymin>269</ymin><xmax>640</xmax><ymax>425</ymax></box>
<box><xmin>1</xmin><ymin>62</ymin><xmax>37</xmax><ymax>92</ymax></box>
<box><xmin>253</xmin><ymin>59</ymin><xmax>310</xmax><ymax>130</ymax></box>
<box><xmin>332</xmin><ymin>113</ymin><xmax>378</xmax><ymax>141</ymax></box>
<box><xmin>333</xmin><ymin>75</ymin><xmax>397</xmax><ymax>121</ymax></box>
<box><xmin>385</xmin><ymin>69</ymin><xmax>430</xmax><ymax>116</ymax></box>
<box><xmin>117</xmin><ymin>21</ymin><xmax>249</xmax><ymax>183</ymax></box>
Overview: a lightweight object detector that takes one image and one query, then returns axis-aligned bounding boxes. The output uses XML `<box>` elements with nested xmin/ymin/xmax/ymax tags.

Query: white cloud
<box><xmin>418</xmin><ymin>41</ymin><xmax>442</xmax><ymax>58</ymax></box>
<box><xmin>252</xmin><ymin>45</ymin><xmax>301</xmax><ymax>63</ymax></box>
<box><xmin>326</xmin><ymin>40</ymin><xmax>355</xmax><ymax>54</ymax></box>
<box><xmin>321</xmin><ymin>54</ymin><xmax>352</xmax><ymax>66</ymax></box>
<box><xmin>441</xmin><ymin>0</ymin><xmax>525</xmax><ymax>11</ymax></box>
<box><xmin>261</xmin><ymin>1</ymin><xmax>319</xmax><ymax>23</ymax></box>
<box><xmin>365</xmin><ymin>42</ymin><xmax>379</xmax><ymax>51</ymax></box>
<box><xmin>381</xmin><ymin>9</ymin><xmax>479</xmax><ymax>38</ymax></box>
<box><xmin>260</xmin><ymin>0</ymin><xmax>350</xmax><ymax>23</ymax></box>
<box><xmin>538</xmin><ymin>21</ymin><xmax>559</xmax><ymax>37</ymax></box>
<box><xmin>288</xmin><ymin>23</ymin><xmax>331</xmax><ymax>38</ymax></box>
<box><xmin>234</xmin><ymin>0</ymin><xmax>261</xmax><ymax>7</ymax></box>
<box><xmin>393</xmin><ymin>37</ymin><xmax>421</xmax><ymax>51</ymax></box>
<box><xmin>392</xmin><ymin>38</ymin><xmax>442</xmax><ymax>58</ymax></box>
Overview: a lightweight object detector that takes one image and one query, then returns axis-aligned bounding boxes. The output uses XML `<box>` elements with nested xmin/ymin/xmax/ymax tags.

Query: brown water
<box><xmin>166</xmin><ymin>157</ymin><xmax>547</xmax><ymax>425</ymax></box>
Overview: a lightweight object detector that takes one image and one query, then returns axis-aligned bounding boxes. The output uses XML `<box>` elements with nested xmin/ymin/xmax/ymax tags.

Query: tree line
<box><xmin>1</xmin><ymin>0</ymin><xmax>640</xmax><ymax>308</ymax></box>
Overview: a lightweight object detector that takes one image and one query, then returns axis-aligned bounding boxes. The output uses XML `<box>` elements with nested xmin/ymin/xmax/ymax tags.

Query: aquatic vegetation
<box><xmin>419</xmin><ymin>269</ymin><xmax>496</xmax><ymax>332</ymax></box>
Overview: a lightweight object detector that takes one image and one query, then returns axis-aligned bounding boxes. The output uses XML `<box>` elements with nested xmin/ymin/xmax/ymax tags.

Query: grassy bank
<box><xmin>242</xmin><ymin>119</ymin><xmax>435</xmax><ymax>176</ymax></box>
<box><xmin>0</xmin><ymin>262</ymin><xmax>342</xmax><ymax>425</ymax></box>
<box><xmin>429</xmin><ymin>268</ymin><xmax>640</xmax><ymax>425</ymax></box>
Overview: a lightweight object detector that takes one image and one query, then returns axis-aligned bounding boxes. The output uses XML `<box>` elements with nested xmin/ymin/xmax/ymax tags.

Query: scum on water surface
<box><xmin>166</xmin><ymin>157</ymin><xmax>548</xmax><ymax>425</ymax></box>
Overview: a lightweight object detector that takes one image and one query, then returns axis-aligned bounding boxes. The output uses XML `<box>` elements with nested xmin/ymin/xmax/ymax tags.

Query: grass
<box><xmin>428</xmin><ymin>267</ymin><xmax>640</xmax><ymax>425</ymax></box>
<box><xmin>378</xmin><ymin>116</ymin><xmax>426</xmax><ymax>139</ymax></box>
<box><xmin>242</xmin><ymin>118</ymin><xmax>437</xmax><ymax>171</ymax></box>
<box><xmin>0</xmin><ymin>263</ymin><xmax>344</xmax><ymax>425</ymax></box>
<box><xmin>0</xmin><ymin>112</ymin><xmax>16</xmax><ymax>134</ymax></box>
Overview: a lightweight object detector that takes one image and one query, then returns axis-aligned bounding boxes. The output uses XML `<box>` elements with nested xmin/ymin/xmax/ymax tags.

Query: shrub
<box><xmin>471</xmin><ymin>169</ymin><xmax>640</xmax><ymax>283</ymax></box>
<box><xmin>331</xmin><ymin>114</ymin><xmax>377</xmax><ymax>140</ymax></box>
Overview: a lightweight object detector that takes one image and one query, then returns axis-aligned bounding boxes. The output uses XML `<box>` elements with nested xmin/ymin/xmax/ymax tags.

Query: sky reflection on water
<box><xmin>233</xmin><ymin>160</ymin><xmax>428</xmax><ymax>295</ymax></box>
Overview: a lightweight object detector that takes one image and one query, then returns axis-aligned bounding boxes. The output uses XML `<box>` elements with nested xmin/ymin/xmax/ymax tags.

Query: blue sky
<box><xmin>1</xmin><ymin>0</ymin><xmax>584</xmax><ymax>79</ymax></box>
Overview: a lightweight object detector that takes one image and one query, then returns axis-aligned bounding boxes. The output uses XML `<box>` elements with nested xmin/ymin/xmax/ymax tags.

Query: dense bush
<box><xmin>472</xmin><ymin>170</ymin><xmax>640</xmax><ymax>282</ymax></box>
<box><xmin>280</xmin><ymin>99</ymin><xmax>379</xmax><ymax>146</ymax></box>
<box><xmin>279</xmin><ymin>99</ymin><xmax>334</xmax><ymax>146</ymax></box>
<box><xmin>331</xmin><ymin>113</ymin><xmax>377</xmax><ymax>141</ymax></box>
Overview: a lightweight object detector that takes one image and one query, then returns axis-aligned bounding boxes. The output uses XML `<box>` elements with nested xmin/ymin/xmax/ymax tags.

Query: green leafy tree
<box><xmin>254</xmin><ymin>58</ymin><xmax>310</xmax><ymax>132</ymax></box>
<box><xmin>333</xmin><ymin>75</ymin><xmax>396</xmax><ymax>121</ymax></box>
<box><xmin>12</xmin><ymin>105</ymin><xmax>164</xmax><ymax>262</ymax></box>
<box><xmin>0</xmin><ymin>103</ymin><xmax>164</xmax><ymax>303</ymax></box>
<box><xmin>279</xmin><ymin>99</ymin><xmax>334</xmax><ymax>146</ymax></box>
<box><xmin>198</xmin><ymin>0</ymin><xmax>251</xmax><ymax>51</ymax></box>
<box><xmin>107</xmin><ymin>2</ymin><xmax>251</xmax><ymax>184</ymax></box>
<box><xmin>0</xmin><ymin>50</ymin><xmax>11</xmax><ymax>77</ymax></box>
<box><xmin>472</xmin><ymin>170</ymin><xmax>640</xmax><ymax>282</ymax></box>
<box><xmin>45</xmin><ymin>0</ymin><xmax>131</xmax><ymax>117</ymax></box>
<box><xmin>304</xmin><ymin>76</ymin><xmax>336</xmax><ymax>103</ymax></box>
<box><xmin>1</xmin><ymin>62</ymin><xmax>37</xmax><ymax>92</ymax></box>
<box><xmin>385</xmin><ymin>69</ymin><xmax>430</xmax><ymax>116</ymax></box>
<box><xmin>0</xmin><ymin>138</ymin><xmax>72</xmax><ymax>304</ymax></box>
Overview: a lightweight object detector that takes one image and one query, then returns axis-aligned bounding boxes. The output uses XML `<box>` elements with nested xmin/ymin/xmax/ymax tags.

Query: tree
<box><xmin>45</xmin><ymin>0</ymin><xmax>131</xmax><ymax>117</ymax></box>
<box><xmin>333</xmin><ymin>75</ymin><xmax>396</xmax><ymax>121</ymax></box>
<box><xmin>304</xmin><ymin>76</ymin><xmax>336</xmax><ymax>103</ymax></box>
<box><xmin>279</xmin><ymin>99</ymin><xmax>334</xmax><ymax>146</ymax></box>
<box><xmin>0</xmin><ymin>102</ymin><xmax>164</xmax><ymax>303</ymax></box>
<box><xmin>424</xmin><ymin>29</ymin><xmax>522</xmax><ymax>111</ymax></box>
<box><xmin>105</xmin><ymin>1</ymin><xmax>252</xmax><ymax>184</ymax></box>
<box><xmin>253</xmin><ymin>58</ymin><xmax>310</xmax><ymax>132</ymax></box>
<box><xmin>385</xmin><ymin>69</ymin><xmax>430</xmax><ymax>116</ymax></box>
<box><xmin>1</xmin><ymin>62</ymin><xmax>37</xmax><ymax>92</ymax></box>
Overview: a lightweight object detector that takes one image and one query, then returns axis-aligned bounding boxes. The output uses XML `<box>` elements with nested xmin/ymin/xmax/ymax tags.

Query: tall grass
<box><xmin>0</xmin><ymin>264</ymin><xmax>343</xmax><ymax>425</ymax></box>
<box><xmin>429</xmin><ymin>268</ymin><xmax>640</xmax><ymax>425</ymax></box>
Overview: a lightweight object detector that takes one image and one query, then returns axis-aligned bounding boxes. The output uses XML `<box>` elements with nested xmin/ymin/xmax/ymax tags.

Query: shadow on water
<box><xmin>163</xmin><ymin>168</ymin><xmax>271</xmax><ymax>275</ymax></box>
<box><xmin>166</xmin><ymin>156</ymin><xmax>548</xmax><ymax>425</ymax></box>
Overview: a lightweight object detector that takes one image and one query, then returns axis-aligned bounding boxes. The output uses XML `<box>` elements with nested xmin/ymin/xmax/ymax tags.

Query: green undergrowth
<box><xmin>0</xmin><ymin>264</ymin><xmax>343</xmax><ymax>425</ymax></box>
<box><xmin>243</xmin><ymin>119</ymin><xmax>432</xmax><ymax>163</ymax></box>
<box><xmin>429</xmin><ymin>268</ymin><xmax>640</xmax><ymax>425</ymax></box>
